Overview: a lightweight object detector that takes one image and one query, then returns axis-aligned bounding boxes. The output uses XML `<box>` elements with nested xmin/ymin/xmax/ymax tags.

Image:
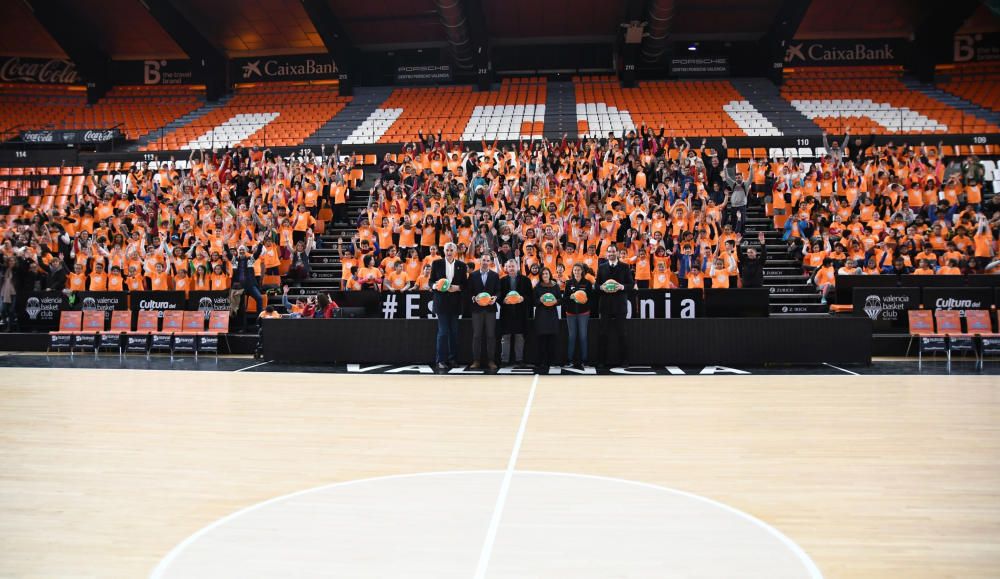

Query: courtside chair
<box><xmin>175</xmin><ymin>311</ymin><xmax>206</xmax><ymax>359</ymax></box>
<box><xmin>125</xmin><ymin>310</ymin><xmax>158</xmax><ymax>359</ymax></box>
<box><xmin>73</xmin><ymin>310</ymin><xmax>105</xmax><ymax>355</ymax></box>
<box><xmin>48</xmin><ymin>310</ymin><xmax>82</xmax><ymax>355</ymax></box>
<box><xmin>907</xmin><ymin>309</ymin><xmax>946</xmax><ymax>370</ymax></box>
<box><xmin>965</xmin><ymin>309</ymin><xmax>999</xmax><ymax>370</ymax></box>
<box><xmin>97</xmin><ymin>310</ymin><xmax>131</xmax><ymax>357</ymax></box>
<box><xmin>152</xmin><ymin>310</ymin><xmax>184</xmax><ymax>360</ymax></box>
<box><xmin>934</xmin><ymin>310</ymin><xmax>976</xmax><ymax>370</ymax></box>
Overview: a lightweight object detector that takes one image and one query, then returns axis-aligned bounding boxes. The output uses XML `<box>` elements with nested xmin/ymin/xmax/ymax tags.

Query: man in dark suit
<box><xmin>429</xmin><ymin>242</ymin><xmax>468</xmax><ymax>371</ymax></box>
<box><xmin>467</xmin><ymin>254</ymin><xmax>500</xmax><ymax>370</ymax></box>
<box><xmin>595</xmin><ymin>244</ymin><xmax>634</xmax><ymax>367</ymax></box>
<box><xmin>497</xmin><ymin>259</ymin><xmax>532</xmax><ymax>366</ymax></box>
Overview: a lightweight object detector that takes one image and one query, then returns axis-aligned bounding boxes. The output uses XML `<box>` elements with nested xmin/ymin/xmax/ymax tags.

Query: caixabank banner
<box><xmin>783</xmin><ymin>39</ymin><xmax>905</xmax><ymax>66</ymax></box>
<box><xmin>231</xmin><ymin>54</ymin><xmax>340</xmax><ymax>82</ymax></box>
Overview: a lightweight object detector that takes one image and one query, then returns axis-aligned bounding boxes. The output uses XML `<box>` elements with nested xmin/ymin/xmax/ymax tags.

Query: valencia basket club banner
<box><xmin>18</xmin><ymin>291</ymin><xmax>68</xmax><ymax>331</ymax></box>
<box><xmin>852</xmin><ymin>287</ymin><xmax>920</xmax><ymax>331</ymax></box>
<box><xmin>70</xmin><ymin>291</ymin><xmax>128</xmax><ymax>322</ymax></box>
<box><xmin>379</xmin><ymin>289</ymin><xmax>703</xmax><ymax>320</ymax></box>
<box><xmin>783</xmin><ymin>39</ymin><xmax>905</xmax><ymax>66</ymax></box>
<box><xmin>187</xmin><ymin>291</ymin><xmax>232</xmax><ymax>319</ymax></box>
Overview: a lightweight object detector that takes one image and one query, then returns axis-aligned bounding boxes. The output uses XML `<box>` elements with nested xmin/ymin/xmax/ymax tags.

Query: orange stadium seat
<box><xmin>781</xmin><ymin>66</ymin><xmax>999</xmax><ymax>135</ymax></box>
<box><xmin>344</xmin><ymin>77</ymin><xmax>546</xmax><ymax>144</ymax></box>
<box><xmin>936</xmin><ymin>62</ymin><xmax>1000</xmax><ymax>116</ymax></box>
<box><xmin>143</xmin><ymin>82</ymin><xmax>350</xmax><ymax>151</ymax></box>
<box><xmin>0</xmin><ymin>83</ymin><xmax>202</xmax><ymax>141</ymax></box>
<box><xmin>573</xmin><ymin>77</ymin><xmax>763</xmax><ymax>137</ymax></box>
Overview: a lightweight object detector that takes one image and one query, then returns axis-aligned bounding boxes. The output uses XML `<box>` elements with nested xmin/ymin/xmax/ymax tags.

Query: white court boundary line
<box><xmin>472</xmin><ymin>373</ymin><xmax>538</xmax><ymax>578</ymax></box>
<box><xmin>233</xmin><ymin>360</ymin><xmax>271</xmax><ymax>373</ymax></box>
<box><xmin>822</xmin><ymin>362</ymin><xmax>860</xmax><ymax>376</ymax></box>
<box><xmin>149</xmin><ymin>470</ymin><xmax>822</xmax><ymax>579</ymax></box>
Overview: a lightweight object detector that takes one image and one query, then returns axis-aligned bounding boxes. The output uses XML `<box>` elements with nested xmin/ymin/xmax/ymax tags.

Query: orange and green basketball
<box><xmin>504</xmin><ymin>291</ymin><xmax>523</xmax><ymax>305</ymax></box>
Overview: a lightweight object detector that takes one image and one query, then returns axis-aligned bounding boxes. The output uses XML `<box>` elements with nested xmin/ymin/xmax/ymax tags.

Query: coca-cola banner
<box><xmin>0</xmin><ymin>56</ymin><xmax>80</xmax><ymax>84</ymax></box>
<box><xmin>19</xmin><ymin>129</ymin><xmax>121</xmax><ymax>145</ymax></box>
<box><xmin>230</xmin><ymin>53</ymin><xmax>340</xmax><ymax>82</ymax></box>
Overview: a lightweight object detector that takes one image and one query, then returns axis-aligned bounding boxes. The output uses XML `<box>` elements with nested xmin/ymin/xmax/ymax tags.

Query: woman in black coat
<box><xmin>562</xmin><ymin>263</ymin><xmax>593</xmax><ymax>369</ymax></box>
<box><xmin>533</xmin><ymin>267</ymin><xmax>562</xmax><ymax>373</ymax></box>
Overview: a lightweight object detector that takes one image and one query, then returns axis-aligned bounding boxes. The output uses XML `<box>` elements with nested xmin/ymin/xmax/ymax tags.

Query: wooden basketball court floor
<box><xmin>1</xmin><ymin>355</ymin><xmax>999</xmax><ymax>578</ymax></box>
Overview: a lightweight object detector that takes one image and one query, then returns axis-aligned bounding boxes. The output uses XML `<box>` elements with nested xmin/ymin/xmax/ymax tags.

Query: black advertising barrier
<box><xmin>783</xmin><ymin>38</ymin><xmax>906</xmax><ymax>67</ymax></box>
<box><xmin>129</xmin><ymin>291</ymin><xmax>186</xmax><ymax>325</ymax></box>
<box><xmin>17</xmin><ymin>291</ymin><xmax>68</xmax><ymax>331</ymax></box>
<box><xmin>71</xmin><ymin>291</ymin><xmax>128</xmax><ymax>322</ymax></box>
<box><xmin>19</xmin><ymin>129</ymin><xmax>122</xmax><ymax>145</ymax></box>
<box><xmin>703</xmin><ymin>289</ymin><xmax>768</xmax><ymax>317</ymax></box>
<box><xmin>283</xmin><ymin>288</ymin><xmax>383</xmax><ymax>316</ymax></box>
<box><xmin>231</xmin><ymin>53</ymin><xmax>340</xmax><ymax>83</ymax></box>
<box><xmin>111</xmin><ymin>59</ymin><xmax>195</xmax><ymax>86</ymax></box>
<box><xmin>835</xmin><ymin>275</ymin><xmax>1000</xmax><ymax>305</ymax></box>
<box><xmin>921</xmin><ymin>287</ymin><xmax>994</xmax><ymax>316</ymax></box>
<box><xmin>852</xmin><ymin>287</ymin><xmax>921</xmax><ymax>332</ymax></box>
<box><xmin>187</xmin><ymin>291</ymin><xmax>232</xmax><ymax>320</ymax></box>
<box><xmin>627</xmin><ymin>289</ymin><xmax>702</xmax><ymax>318</ymax></box>
<box><xmin>377</xmin><ymin>289</ymin><xmax>704</xmax><ymax>319</ymax></box>
<box><xmin>262</xmin><ymin>317</ymin><xmax>873</xmax><ymax>365</ymax></box>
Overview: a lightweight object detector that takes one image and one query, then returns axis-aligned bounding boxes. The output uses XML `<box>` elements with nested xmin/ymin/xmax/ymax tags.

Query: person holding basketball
<box><xmin>430</xmin><ymin>242</ymin><xmax>467</xmax><ymax>371</ymax></box>
<box><xmin>468</xmin><ymin>254</ymin><xmax>499</xmax><ymax>371</ymax></box>
<box><xmin>498</xmin><ymin>259</ymin><xmax>532</xmax><ymax>367</ymax></box>
<box><xmin>563</xmin><ymin>263</ymin><xmax>592</xmax><ymax>370</ymax></box>
<box><xmin>533</xmin><ymin>267</ymin><xmax>562</xmax><ymax>373</ymax></box>
<box><xmin>596</xmin><ymin>245</ymin><xmax>634</xmax><ymax>368</ymax></box>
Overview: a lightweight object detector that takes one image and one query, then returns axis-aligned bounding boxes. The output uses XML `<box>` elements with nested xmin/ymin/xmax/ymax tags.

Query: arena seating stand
<box><xmin>573</xmin><ymin>76</ymin><xmax>777</xmax><ymax>137</ymax></box>
<box><xmin>781</xmin><ymin>66</ymin><xmax>999</xmax><ymax>135</ymax></box>
<box><xmin>342</xmin><ymin>77</ymin><xmax>547</xmax><ymax>144</ymax></box>
<box><xmin>142</xmin><ymin>82</ymin><xmax>350</xmax><ymax>151</ymax></box>
<box><xmin>936</xmin><ymin>62</ymin><xmax>1000</xmax><ymax>116</ymax></box>
<box><xmin>0</xmin><ymin>84</ymin><xmax>204</xmax><ymax>142</ymax></box>
<box><xmin>0</xmin><ymin>84</ymin><xmax>84</xmax><ymax>140</ymax></box>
